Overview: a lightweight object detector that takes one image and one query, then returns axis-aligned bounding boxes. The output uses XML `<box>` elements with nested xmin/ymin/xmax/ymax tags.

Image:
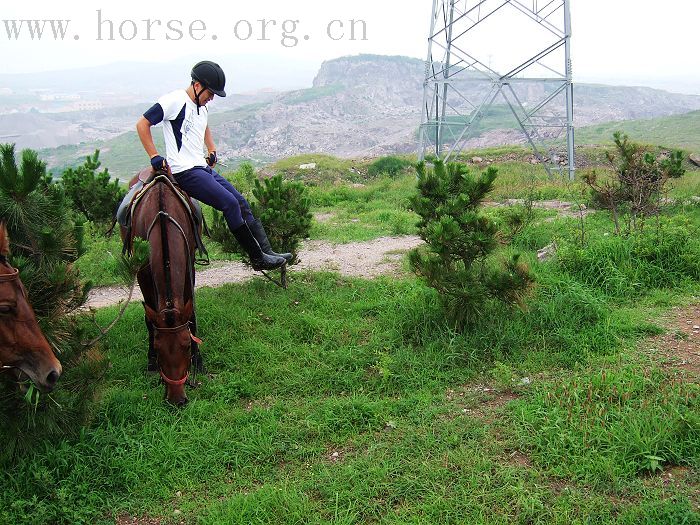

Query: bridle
<box><xmin>0</xmin><ymin>258</ymin><xmax>31</xmax><ymax>373</ymax></box>
<box><xmin>151</xmin><ymin>319</ymin><xmax>202</xmax><ymax>386</ymax></box>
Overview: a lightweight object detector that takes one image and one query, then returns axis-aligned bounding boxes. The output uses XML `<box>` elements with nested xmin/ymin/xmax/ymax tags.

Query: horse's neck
<box><xmin>137</xmin><ymin>182</ymin><xmax>195</xmax><ymax>310</ymax></box>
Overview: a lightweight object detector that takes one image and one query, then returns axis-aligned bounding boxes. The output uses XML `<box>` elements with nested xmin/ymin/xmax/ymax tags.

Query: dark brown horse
<box><xmin>0</xmin><ymin>222</ymin><xmax>62</xmax><ymax>392</ymax></box>
<box><xmin>123</xmin><ymin>170</ymin><xmax>200</xmax><ymax>406</ymax></box>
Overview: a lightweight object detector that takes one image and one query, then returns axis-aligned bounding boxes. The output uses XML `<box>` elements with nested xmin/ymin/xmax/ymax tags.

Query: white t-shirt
<box><xmin>143</xmin><ymin>89</ymin><xmax>208</xmax><ymax>174</ymax></box>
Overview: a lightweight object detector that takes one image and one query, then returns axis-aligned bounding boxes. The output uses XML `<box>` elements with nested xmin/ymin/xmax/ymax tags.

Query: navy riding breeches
<box><xmin>173</xmin><ymin>166</ymin><xmax>254</xmax><ymax>230</ymax></box>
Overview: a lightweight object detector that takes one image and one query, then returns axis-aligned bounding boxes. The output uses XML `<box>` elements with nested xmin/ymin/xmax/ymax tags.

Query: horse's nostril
<box><xmin>46</xmin><ymin>370</ymin><xmax>59</xmax><ymax>387</ymax></box>
<box><xmin>176</xmin><ymin>397</ymin><xmax>189</xmax><ymax>408</ymax></box>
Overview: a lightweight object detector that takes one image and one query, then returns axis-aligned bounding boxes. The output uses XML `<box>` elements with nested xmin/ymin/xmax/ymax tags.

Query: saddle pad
<box><xmin>117</xmin><ymin>180</ymin><xmax>204</xmax><ymax>232</ymax></box>
<box><xmin>117</xmin><ymin>181</ymin><xmax>143</xmax><ymax>228</ymax></box>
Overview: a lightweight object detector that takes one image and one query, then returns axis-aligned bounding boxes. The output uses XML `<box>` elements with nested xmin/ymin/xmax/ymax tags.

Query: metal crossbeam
<box><xmin>419</xmin><ymin>0</ymin><xmax>575</xmax><ymax>179</ymax></box>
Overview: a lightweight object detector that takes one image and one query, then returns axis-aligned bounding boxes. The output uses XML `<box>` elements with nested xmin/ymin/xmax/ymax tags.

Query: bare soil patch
<box><xmin>648</xmin><ymin>305</ymin><xmax>700</xmax><ymax>379</ymax></box>
<box><xmin>445</xmin><ymin>384</ymin><xmax>521</xmax><ymax>424</ymax></box>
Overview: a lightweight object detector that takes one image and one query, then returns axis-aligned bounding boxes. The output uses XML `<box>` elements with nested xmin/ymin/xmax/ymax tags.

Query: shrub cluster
<box><xmin>0</xmin><ymin>144</ymin><xmax>105</xmax><ymax>462</ymax></box>
<box><xmin>60</xmin><ymin>150</ymin><xmax>125</xmax><ymax>226</ymax></box>
<box><xmin>408</xmin><ymin>158</ymin><xmax>533</xmax><ymax>330</ymax></box>
<box><xmin>209</xmin><ymin>170</ymin><xmax>312</xmax><ymax>265</ymax></box>
<box><xmin>367</xmin><ymin>156</ymin><xmax>412</xmax><ymax>178</ymax></box>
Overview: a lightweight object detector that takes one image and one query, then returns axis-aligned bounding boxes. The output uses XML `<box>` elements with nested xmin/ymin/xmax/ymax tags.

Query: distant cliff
<box><xmin>212</xmin><ymin>54</ymin><xmax>700</xmax><ymax>159</ymax></box>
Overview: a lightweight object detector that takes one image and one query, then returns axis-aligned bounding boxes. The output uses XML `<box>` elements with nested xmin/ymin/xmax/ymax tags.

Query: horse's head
<box><xmin>144</xmin><ymin>299</ymin><xmax>194</xmax><ymax>406</ymax></box>
<box><xmin>0</xmin><ymin>223</ymin><xmax>62</xmax><ymax>392</ymax></box>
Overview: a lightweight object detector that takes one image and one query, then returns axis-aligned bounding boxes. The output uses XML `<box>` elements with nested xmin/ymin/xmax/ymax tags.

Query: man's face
<box><xmin>195</xmin><ymin>82</ymin><xmax>215</xmax><ymax>105</ymax></box>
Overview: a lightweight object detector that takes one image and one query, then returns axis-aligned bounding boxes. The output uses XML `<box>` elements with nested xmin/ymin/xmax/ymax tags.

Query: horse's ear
<box><xmin>182</xmin><ymin>299</ymin><xmax>193</xmax><ymax>321</ymax></box>
<box><xmin>143</xmin><ymin>302</ymin><xmax>158</xmax><ymax>323</ymax></box>
<box><xmin>0</xmin><ymin>222</ymin><xmax>9</xmax><ymax>258</ymax></box>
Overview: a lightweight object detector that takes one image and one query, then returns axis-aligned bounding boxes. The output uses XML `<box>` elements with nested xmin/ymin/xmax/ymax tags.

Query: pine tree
<box><xmin>408</xmin><ymin>158</ymin><xmax>533</xmax><ymax>330</ymax></box>
<box><xmin>0</xmin><ymin>144</ymin><xmax>104</xmax><ymax>462</ymax></box>
<box><xmin>60</xmin><ymin>149</ymin><xmax>125</xmax><ymax>225</ymax></box>
<box><xmin>0</xmin><ymin>144</ymin><xmax>90</xmax><ymax>324</ymax></box>
<box><xmin>209</xmin><ymin>173</ymin><xmax>312</xmax><ymax>265</ymax></box>
<box><xmin>249</xmin><ymin>174</ymin><xmax>312</xmax><ymax>262</ymax></box>
<box><xmin>583</xmin><ymin>132</ymin><xmax>685</xmax><ymax>234</ymax></box>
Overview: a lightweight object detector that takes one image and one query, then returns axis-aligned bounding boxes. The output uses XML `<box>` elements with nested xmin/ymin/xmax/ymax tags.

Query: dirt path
<box><xmin>85</xmin><ymin>200</ymin><xmax>596</xmax><ymax>310</ymax></box>
<box><xmin>85</xmin><ymin>235</ymin><xmax>424</xmax><ymax>309</ymax></box>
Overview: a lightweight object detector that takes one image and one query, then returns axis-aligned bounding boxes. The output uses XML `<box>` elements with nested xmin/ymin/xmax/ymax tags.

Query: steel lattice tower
<box><xmin>419</xmin><ymin>0</ymin><xmax>575</xmax><ymax>179</ymax></box>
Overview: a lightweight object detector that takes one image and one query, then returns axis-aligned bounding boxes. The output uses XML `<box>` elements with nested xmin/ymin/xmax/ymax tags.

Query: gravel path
<box><xmin>85</xmin><ymin>236</ymin><xmax>424</xmax><ymax>309</ymax></box>
<box><xmin>85</xmin><ymin>199</ymin><xmax>592</xmax><ymax>310</ymax></box>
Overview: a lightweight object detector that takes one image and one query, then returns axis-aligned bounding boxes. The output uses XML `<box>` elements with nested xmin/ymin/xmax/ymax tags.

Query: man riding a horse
<box><xmin>135</xmin><ymin>60</ymin><xmax>292</xmax><ymax>271</ymax></box>
<box><xmin>129</xmin><ymin>60</ymin><xmax>292</xmax><ymax>405</ymax></box>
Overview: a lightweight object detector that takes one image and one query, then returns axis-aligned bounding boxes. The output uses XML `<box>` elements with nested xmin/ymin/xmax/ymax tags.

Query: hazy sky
<box><xmin>1</xmin><ymin>0</ymin><xmax>698</xmax><ymax>93</ymax></box>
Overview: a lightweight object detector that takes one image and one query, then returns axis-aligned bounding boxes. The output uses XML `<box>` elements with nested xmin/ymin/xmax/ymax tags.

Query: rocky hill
<box><xmin>24</xmin><ymin>55</ymin><xmax>700</xmax><ymax>176</ymax></box>
<box><xmin>213</xmin><ymin>54</ymin><xmax>700</xmax><ymax>159</ymax></box>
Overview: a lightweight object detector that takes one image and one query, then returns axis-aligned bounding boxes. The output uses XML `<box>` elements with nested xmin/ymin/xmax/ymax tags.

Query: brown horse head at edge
<box><xmin>0</xmin><ymin>222</ymin><xmax>62</xmax><ymax>392</ymax></box>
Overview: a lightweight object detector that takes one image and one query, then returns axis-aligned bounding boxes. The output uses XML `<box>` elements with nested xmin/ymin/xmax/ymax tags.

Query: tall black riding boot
<box><xmin>247</xmin><ymin>219</ymin><xmax>293</xmax><ymax>263</ymax></box>
<box><xmin>232</xmin><ymin>223</ymin><xmax>286</xmax><ymax>271</ymax></box>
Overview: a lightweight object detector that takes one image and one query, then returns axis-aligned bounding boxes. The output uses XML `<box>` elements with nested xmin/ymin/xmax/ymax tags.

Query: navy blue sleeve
<box><xmin>143</xmin><ymin>103</ymin><xmax>164</xmax><ymax>125</ymax></box>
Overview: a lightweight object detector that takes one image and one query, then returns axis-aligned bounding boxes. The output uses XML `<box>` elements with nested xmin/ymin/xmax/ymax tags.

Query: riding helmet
<box><xmin>191</xmin><ymin>61</ymin><xmax>226</xmax><ymax>97</ymax></box>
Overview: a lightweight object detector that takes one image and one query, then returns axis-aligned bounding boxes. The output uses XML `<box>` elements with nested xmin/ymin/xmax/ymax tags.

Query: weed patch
<box><xmin>511</xmin><ymin>363</ymin><xmax>700</xmax><ymax>486</ymax></box>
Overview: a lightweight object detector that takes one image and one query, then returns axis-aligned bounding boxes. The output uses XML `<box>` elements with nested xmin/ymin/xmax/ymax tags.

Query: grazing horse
<box><xmin>122</xmin><ymin>169</ymin><xmax>200</xmax><ymax>406</ymax></box>
<box><xmin>0</xmin><ymin>222</ymin><xmax>62</xmax><ymax>392</ymax></box>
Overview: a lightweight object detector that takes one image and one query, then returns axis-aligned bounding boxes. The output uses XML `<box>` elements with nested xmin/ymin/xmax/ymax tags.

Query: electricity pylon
<box><xmin>419</xmin><ymin>0</ymin><xmax>575</xmax><ymax>179</ymax></box>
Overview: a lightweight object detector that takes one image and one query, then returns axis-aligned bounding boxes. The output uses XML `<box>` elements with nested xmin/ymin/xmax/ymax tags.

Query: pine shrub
<box><xmin>0</xmin><ymin>144</ymin><xmax>106</xmax><ymax>462</ymax></box>
<box><xmin>408</xmin><ymin>158</ymin><xmax>533</xmax><ymax>330</ymax></box>
<box><xmin>209</xmin><ymin>173</ymin><xmax>312</xmax><ymax>265</ymax></box>
<box><xmin>583</xmin><ymin>132</ymin><xmax>685</xmax><ymax>233</ymax></box>
<box><xmin>60</xmin><ymin>149</ymin><xmax>126</xmax><ymax>225</ymax></box>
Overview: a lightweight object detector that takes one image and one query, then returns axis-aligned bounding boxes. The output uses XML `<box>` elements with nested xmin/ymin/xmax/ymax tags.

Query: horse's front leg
<box><xmin>138</xmin><ymin>268</ymin><xmax>158</xmax><ymax>373</ymax></box>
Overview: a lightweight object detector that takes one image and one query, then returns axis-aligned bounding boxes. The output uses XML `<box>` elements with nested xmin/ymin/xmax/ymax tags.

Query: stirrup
<box><xmin>259</xmin><ymin>263</ymin><xmax>288</xmax><ymax>289</ymax></box>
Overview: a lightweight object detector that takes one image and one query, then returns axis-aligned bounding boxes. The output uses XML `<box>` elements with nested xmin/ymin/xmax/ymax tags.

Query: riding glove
<box><xmin>150</xmin><ymin>154</ymin><xmax>168</xmax><ymax>171</ymax></box>
<box><xmin>206</xmin><ymin>151</ymin><xmax>217</xmax><ymax>167</ymax></box>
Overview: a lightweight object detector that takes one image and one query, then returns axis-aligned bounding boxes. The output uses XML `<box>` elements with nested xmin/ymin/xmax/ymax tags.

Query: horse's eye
<box><xmin>0</xmin><ymin>304</ymin><xmax>16</xmax><ymax>314</ymax></box>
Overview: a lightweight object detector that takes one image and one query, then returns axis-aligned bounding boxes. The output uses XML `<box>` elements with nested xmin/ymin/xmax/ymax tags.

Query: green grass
<box><xmin>269</xmin><ymin>154</ymin><xmax>375</xmax><ymax>185</ymax></box>
<box><xmin>1</xmin><ymin>262</ymin><xmax>698</xmax><ymax>524</ymax></box>
<box><xmin>308</xmin><ymin>175</ymin><xmax>418</xmax><ymax>243</ymax></box>
<box><xmin>576</xmin><ymin>110</ymin><xmax>700</xmax><ymax>152</ymax></box>
<box><xmin>511</xmin><ymin>358</ymin><xmax>700</xmax><ymax>487</ymax></box>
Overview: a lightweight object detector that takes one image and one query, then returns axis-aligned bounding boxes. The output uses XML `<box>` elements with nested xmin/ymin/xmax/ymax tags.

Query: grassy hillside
<box><xmin>41</xmin><ymin>131</ymin><xmax>166</xmax><ymax>182</ymax></box>
<box><xmin>577</xmin><ymin>110</ymin><xmax>700</xmax><ymax>152</ymax></box>
<box><xmin>37</xmin><ymin>106</ymin><xmax>700</xmax><ymax>184</ymax></box>
<box><xmin>5</xmin><ymin>158</ymin><xmax>700</xmax><ymax>522</ymax></box>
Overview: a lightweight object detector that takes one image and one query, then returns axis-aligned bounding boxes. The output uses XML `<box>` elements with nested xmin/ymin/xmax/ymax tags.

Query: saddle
<box><xmin>119</xmin><ymin>168</ymin><xmax>209</xmax><ymax>265</ymax></box>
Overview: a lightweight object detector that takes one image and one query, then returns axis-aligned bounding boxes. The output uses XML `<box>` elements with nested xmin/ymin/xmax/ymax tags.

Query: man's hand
<box><xmin>150</xmin><ymin>154</ymin><xmax>168</xmax><ymax>171</ymax></box>
<box><xmin>206</xmin><ymin>151</ymin><xmax>217</xmax><ymax>167</ymax></box>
